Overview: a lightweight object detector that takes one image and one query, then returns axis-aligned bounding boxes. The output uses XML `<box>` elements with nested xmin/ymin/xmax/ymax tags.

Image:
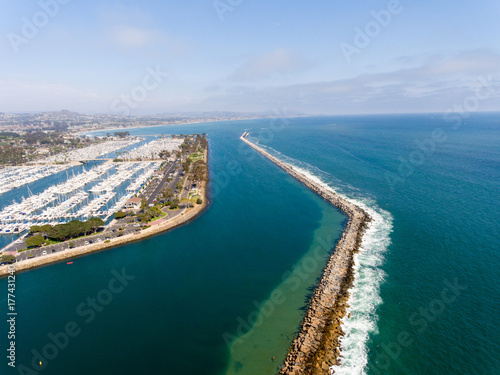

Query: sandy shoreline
<box><xmin>0</xmin><ymin>148</ymin><xmax>209</xmax><ymax>278</ymax></box>
<box><xmin>78</xmin><ymin>115</ymin><xmax>308</xmax><ymax>137</ymax></box>
<box><xmin>240</xmin><ymin>133</ymin><xmax>371</xmax><ymax>374</ymax></box>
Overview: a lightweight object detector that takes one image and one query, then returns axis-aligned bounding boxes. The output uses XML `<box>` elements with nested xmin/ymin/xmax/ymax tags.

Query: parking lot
<box><xmin>14</xmin><ymin>222</ymin><xmax>144</xmax><ymax>262</ymax></box>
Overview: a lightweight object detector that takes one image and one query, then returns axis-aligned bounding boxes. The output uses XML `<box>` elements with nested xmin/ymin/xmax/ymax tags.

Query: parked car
<box><xmin>42</xmin><ymin>250</ymin><xmax>47</xmax><ymax>255</ymax></box>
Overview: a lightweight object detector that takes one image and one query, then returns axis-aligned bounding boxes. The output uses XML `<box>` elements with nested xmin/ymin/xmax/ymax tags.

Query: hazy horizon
<box><xmin>1</xmin><ymin>0</ymin><xmax>499</xmax><ymax>115</ymax></box>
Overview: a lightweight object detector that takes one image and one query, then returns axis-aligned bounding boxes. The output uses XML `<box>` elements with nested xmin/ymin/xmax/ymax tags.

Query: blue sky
<box><xmin>1</xmin><ymin>0</ymin><xmax>499</xmax><ymax>115</ymax></box>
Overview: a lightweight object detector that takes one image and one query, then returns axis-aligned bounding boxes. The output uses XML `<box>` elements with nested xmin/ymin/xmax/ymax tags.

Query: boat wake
<box><xmin>255</xmin><ymin>142</ymin><xmax>393</xmax><ymax>375</ymax></box>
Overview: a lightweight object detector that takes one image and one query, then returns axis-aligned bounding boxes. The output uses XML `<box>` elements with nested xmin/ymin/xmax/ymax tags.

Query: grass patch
<box><xmin>44</xmin><ymin>239</ymin><xmax>61</xmax><ymax>245</ymax></box>
<box><xmin>188</xmin><ymin>153</ymin><xmax>203</xmax><ymax>162</ymax></box>
<box><xmin>148</xmin><ymin>211</ymin><xmax>166</xmax><ymax>223</ymax></box>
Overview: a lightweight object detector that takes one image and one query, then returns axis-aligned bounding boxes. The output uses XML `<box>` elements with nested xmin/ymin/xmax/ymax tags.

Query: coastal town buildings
<box><xmin>124</xmin><ymin>197</ymin><xmax>142</xmax><ymax>211</ymax></box>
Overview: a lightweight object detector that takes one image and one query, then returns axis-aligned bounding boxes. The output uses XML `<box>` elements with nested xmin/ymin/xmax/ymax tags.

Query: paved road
<box><xmin>14</xmin><ymin>222</ymin><xmax>144</xmax><ymax>262</ymax></box>
<box><xmin>7</xmin><ymin>159</ymin><xmax>191</xmax><ymax>264</ymax></box>
<box><xmin>146</xmin><ymin>161</ymin><xmax>178</xmax><ymax>205</ymax></box>
<box><xmin>2</xmin><ymin>238</ymin><xmax>27</xmax><ymax>253</ymax></box>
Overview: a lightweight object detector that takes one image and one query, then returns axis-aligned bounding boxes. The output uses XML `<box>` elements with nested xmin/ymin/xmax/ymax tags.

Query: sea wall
<box><xmin>240</xmin><ymin>133</ymin><xmax>371</xmax><ymax>374</ymax></box>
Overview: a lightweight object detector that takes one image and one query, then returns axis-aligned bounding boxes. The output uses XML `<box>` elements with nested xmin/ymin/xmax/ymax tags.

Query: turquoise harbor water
<box><xmin>1</xmin><ymin>114</ymin><xmax>499</xmax><ymax>374</ymax></box>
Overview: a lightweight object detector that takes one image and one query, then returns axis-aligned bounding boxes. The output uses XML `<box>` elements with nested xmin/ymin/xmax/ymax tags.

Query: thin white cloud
<box><xmin>229</xmin><ymin>48</ymin><xmax>311</xmax><ymax>81</ymax></box>
<box><xmin>105</xmin><ymin>24</ymin><xmax>189</xmax><ymax>57</ymax></box>
<box><xmin>108</xmin><ymin>25</ymin><xmax>165</xmax><ymax>48</ymax></box>
<box><xmin>200</xmin><ymin>50</ymin><xmax>500</xmax><ymax>114</ymax></box>
<box><xmin>2</xmin><ymin>50</ymin><xmax>499</xmax><ymax>115</ymax></box>
<box><xmin>423</xmin><ymin>50</ymin><xmax>500</xmax><ymax>76</ymax></box>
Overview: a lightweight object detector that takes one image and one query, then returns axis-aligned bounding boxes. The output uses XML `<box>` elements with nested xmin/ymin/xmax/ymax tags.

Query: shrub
<box><xmin>1</xmin><ymin>254</ymin><xmax>16</xmax><ymax>264</ymax></box>
<box><xmin>30</xmin><ymin>225</ymin><xmax>42</xmax><ymax>234</ymax></box>
<box><xmin>114</xmin><ymin>211</ymin><xmax>127</xmax><ymax>219</ymax></box>
<box><xmin>170</xmin><ymin>198</ymin><xmax>180</xmax><ymax>209</ymax></box>
<box><xmin>26</xmin><ymin>235</ymin><xmax>45</xmax><ymax>248</ymax></box>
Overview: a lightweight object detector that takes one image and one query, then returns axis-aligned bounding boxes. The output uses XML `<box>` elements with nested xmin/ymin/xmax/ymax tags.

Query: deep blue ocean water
<box><xmin>1</xmin><ymin>113</ymin><xmax>499</xmax><ymax>374</ymax></box>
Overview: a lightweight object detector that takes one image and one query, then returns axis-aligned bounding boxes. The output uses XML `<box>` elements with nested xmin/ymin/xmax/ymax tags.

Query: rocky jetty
<box><xmin>240</xmin><ymin>133</ymin><xmax>371</xmax><ymax>374</ymax></box>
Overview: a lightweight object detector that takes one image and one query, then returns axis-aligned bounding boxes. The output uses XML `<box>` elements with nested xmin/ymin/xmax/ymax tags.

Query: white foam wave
<box><xmin>256</xmin><ymin>143</ymin><xmax>393</xmax><ymax>375</ymax></box>
<box><xmin>332</xmin><ymin>207</ymin><xmax>392</xmax><ymax>375</ymax></box>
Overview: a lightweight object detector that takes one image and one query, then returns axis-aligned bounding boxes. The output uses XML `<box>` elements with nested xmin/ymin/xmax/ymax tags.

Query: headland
<box><xmin>0</xmin><ymin>146</ymin><xmax>209</xmax><ymax>277</ymax></box>
<box><xmin>240</xmin><ymin>132</ymin><xmax>371</xmax><ymax>374</ymax></box>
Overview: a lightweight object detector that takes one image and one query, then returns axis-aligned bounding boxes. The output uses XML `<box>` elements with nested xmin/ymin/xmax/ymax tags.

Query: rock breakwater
<box><xmin>240</xmin><ymin>133</ymin><xmax>371</xmax><ymax>374</ymax></box>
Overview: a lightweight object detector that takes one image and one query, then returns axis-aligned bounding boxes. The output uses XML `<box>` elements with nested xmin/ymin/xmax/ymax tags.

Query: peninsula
<box><xmin>240</xmin><ymin>132</ymin><xmax>371</xmax><ymax>374</ymax></box>
<box><xmin>0</xmin><ymin>135</ymin><xmax>209</xmax><ymax>276</ymax></box>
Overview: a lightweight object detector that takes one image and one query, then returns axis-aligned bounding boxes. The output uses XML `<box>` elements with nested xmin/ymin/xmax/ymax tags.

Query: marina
<box><xmin>0</xmin><ymin>138</ymin><xmax>178</xmax><ymax>236</ymax></box>
<box><xmin>120</xmin><ymin>136</ymin><xmax>183</xmax><ymax>160</ymax></box>
<box><xmin>0</xmin><ymin>165</ymin><xmax>71</xmax><ymax>195</ymax></box>
<box><xmin>89</xmin><ymin>162</ymin><xmax>160</xmax><ymax>193</ymax></box>
<box><xmin>37</xmin><ymin>137</ymin><xmax>142</xmax><ymax>163</ymax></box>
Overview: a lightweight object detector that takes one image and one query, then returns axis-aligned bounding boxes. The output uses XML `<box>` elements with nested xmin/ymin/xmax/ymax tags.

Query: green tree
<box><xmin>40</xmin><ymin>224</ymin><xmax>53</xmax><ymax>233</ymax></box>
<box><xmin>26</xmin><ymin>235</ymin><xmax>45</xmax><ymax>248</ymax></box>
<box><xmin>158</xmin><ymin>150</ymin><xmax>171</xmax><ymax>159</ymax></box>
<box><xmin>170</xmin><ymin>198</ymin><xmax>180</xmax><ymax>209</ymax></box>
<box><xmin>145</xmin><ymin>204</ymin><xmax>162</xmax><ymax>218</ymax></box>
<box><xmin>161</xmin><ymin>188</ymin><xmax>173</xmax><ymax>200</ymax></box>
<box><xmin>49</xmin><ymin>223</ymin><xmax>71</xmax><ymax>241</ymax></box>
<box><xmin>0</xmin><ymin>145</ymin><xmax>24</xmax><ymax>165</ymax></box>
<box><xmin>183</xmin><ymin>158</ymin><xmax>192</xmax><ymax>172</ymax></box>
<box><xmin>151</xmin><ymin>205</ymin><xmax>163</xmax><ymax>215</ymax></box>
<box><xmin>1</xmin><ymin>254</ymin><xmax>16</xmax><ymax>264</ymax></box>
<box><xmin>87</xmin><ymin>217</ymin><xmax>105</xmax><ymax>233</ymax></box>
<box><xmin>114</xmin><ymin>131</ymin><xmax>130</xmax><ymax>138</ymax></box>
<box><xmin>48</xmin><ymin>220</ymin><xmax>87</xmax><ymax>241</ymax></box>
<box><xmin>114</xmin><ymin>211</ymin><xmax>126</xmax><ymax>219</ymax></box>
<box><xmin>29</xmin><ymin>225</ymin><xmax>42</xmax><ymax>234</ymax></box>
<box><xmin>192</xmin><ymin>160</ymin><xmax>207</xmax><ymax>183</ymax></box>
<box><xmin>138</xmin><ymin>213</ymin><xmax>152</xmax><ymax>223</ymax></box>
<box><xmin>140</xmin><ymin>198</ymin><xmax>149</xmax><ymax>212</ymax></box>
<box><xmin>196</xmin><ymin>198</ymin><xmax>203</xmax><ymax>205</ymax></box>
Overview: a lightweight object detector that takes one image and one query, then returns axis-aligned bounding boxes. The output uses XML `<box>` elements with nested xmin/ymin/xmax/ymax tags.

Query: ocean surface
<box><xmin>1</xmin><ymin>113</ymin><xmax>499</xmax><ymax>374</ymax></box>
